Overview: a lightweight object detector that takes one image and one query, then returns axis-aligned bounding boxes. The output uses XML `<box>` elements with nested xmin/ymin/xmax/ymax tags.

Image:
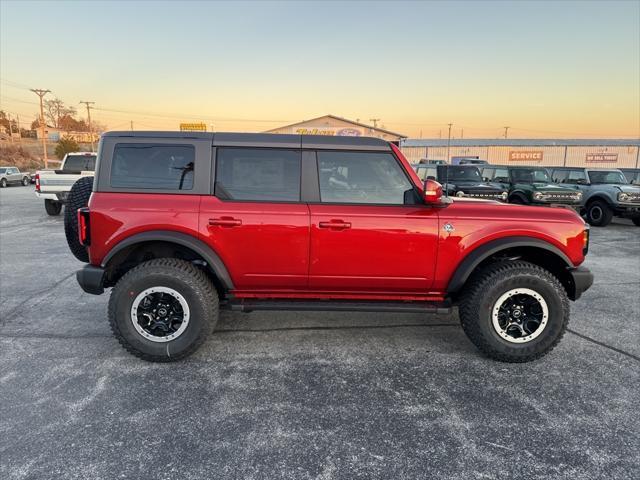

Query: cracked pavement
<box><xmin>1</xmin><ymin>186</ymin><xmax>639</xmax><ymax>479</ymax></box>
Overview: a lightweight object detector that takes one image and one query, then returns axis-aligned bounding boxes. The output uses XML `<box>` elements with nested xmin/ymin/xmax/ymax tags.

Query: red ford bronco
<box><xmin>67</xmin><ymin>132</ymin><xmax>593</xmax><ymax>362</ymax></box>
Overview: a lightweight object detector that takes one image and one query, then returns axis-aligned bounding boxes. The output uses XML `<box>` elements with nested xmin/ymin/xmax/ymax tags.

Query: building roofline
<box><xmin>264</xmin><ymin>114</ymin><xmax>407</xmax><ymax>138</ymax></box>
<box><xmin>402</xmin><ymin>138</ymin><xmax>640</xmax><ymax>147</ymax></box>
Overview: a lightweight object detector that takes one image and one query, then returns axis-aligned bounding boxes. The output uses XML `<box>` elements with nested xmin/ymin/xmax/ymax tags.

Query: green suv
<box><xmin>481</xmin><ymin>166</ymin><xmax>582</xmax><ymax>208</ymax></box>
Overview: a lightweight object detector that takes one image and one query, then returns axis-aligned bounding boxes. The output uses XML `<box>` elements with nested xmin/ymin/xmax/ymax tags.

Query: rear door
<box><xmin>200</xmin><ymin>146</ymin><xmax>310</xmax><ymax>291</ymax></box>
<box><xmin>308</xmin><ymin>149</ymin><xmax>439</xmax><ymax>294</ymax></box>
<box><xmin>8</xmin><ymin>167</ymin><xmax>21</xmax><ymax>183</ymax></box>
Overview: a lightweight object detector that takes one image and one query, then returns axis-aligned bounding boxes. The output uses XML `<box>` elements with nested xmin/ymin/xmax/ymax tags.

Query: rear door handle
<box><xmin>209</xmin><ymin>217</ymin><xmax>242</xmax><ymax>227</ymax></box>
<box><xmin>318</xmin><ymin>220</ymin><xmax>351</xmax><ymax>229</ymax></box>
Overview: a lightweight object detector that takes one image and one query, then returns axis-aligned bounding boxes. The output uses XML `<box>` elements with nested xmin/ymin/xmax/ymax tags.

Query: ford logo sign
<box><xmin>336</xmin><ymin>128</ymin><xmax>361</xmax><ymax>137</ymax></box>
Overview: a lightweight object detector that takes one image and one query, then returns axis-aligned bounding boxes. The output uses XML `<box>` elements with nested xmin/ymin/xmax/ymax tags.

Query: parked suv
<box><xmin>549</xmin><ymin>167</ymin><xmax>640</xmax><ymax>226</ymax></box>
<box><xmin>414</xmin><ymin>164</ymin><xmax>508</xmax><ymax>201</ymax></box>
<box><xmin>69</xmin><ymin>132</ymin><xmax>593</xmax><ymax>363</ymax></box>
<box><xmin>620</xmin><ymin>168</ymin><xmax>640</xmax><ymax>186</ymax></box>
<box><xmin>481</xmin><ymin>165</ymin><xmax>582</xmax><ymax>208</ymax></box>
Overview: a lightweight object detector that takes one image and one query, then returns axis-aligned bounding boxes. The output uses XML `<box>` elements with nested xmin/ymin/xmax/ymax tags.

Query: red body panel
<box><xmin>308</xmin><ymin>204</ymin><xmax>439</xmax><ymax>293</ymax></box>
<box><xmin>88</xmin><ymin>193</ymin><xmax>201</xmax><ymax>265</ymax></box>
<box><xmin>199</xmin><ymin>197</ymin><xmax>310</xmax><ymax>289</ymax></box>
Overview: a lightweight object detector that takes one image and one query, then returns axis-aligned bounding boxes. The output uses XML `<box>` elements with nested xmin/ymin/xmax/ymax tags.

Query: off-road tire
<box><xmin>632</xmin><ymin>217</ymin><xmax>640</xmax><ymax>226</ymax></box>
<box><xmin>0</xmin><ymin>178</ymin><xmax>6</xmax><ymax>188</ymax></box>
<box><xmin>64</xmin><ymin>176</ymin><xmax>94</xmax><ymax>262</ymax></box>
<box><xmin>44</xmin><ymin>199</ymin><xmax>62</xmax><ymax>216</ymax></box>
<box><xmin>22</xmin><ymin>176</ymin><xmax>30</xmax><ymax>186</ymax></box>
<box><xmin>459</xmin><ymin>260</ymin><xmax>569</xmax><ymax>363</ymax></box>
<box><xmin>585</xmin><ymin>199</ymin><xmax>613</xmax><ymax>227</ymax></box>
<box><xmin>108</xmin><ymin>258</ymin><xmax>219</xmax><ymax>362</ymax></box>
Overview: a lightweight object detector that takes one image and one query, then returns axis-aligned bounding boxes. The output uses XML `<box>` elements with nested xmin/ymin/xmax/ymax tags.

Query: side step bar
<box><xmin>222</xmin><ymin>300</ymin><xmax>452</xmax><ymax>315</ymax></box>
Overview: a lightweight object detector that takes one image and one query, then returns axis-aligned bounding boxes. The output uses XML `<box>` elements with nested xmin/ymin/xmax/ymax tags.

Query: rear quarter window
<box><xmin>110</xmin><ymin>144</ymin><xmax>195</xmax><ymax>190</ymax></box>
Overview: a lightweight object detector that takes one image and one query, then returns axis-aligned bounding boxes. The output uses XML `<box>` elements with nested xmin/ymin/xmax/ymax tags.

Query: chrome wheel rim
<box><xmin>130</xmin><ymin>287</ymin><xmax>190</xmax><ymax>343</ymax></box>
<box><xmin>491</xmin><ymin>288</ymin><xmax>548</xmax><ymax>344</ymax></box>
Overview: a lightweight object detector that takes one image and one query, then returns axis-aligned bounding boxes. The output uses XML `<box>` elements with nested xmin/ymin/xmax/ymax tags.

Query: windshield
<box><xmin>63</xmin><ymin>154</ymin><xmax>96</xmax><ymax>171</ymax></box>
<box><xmin>588</xmin><ymin>170</ymin><xmax>627</xmax><ymax>184</ymax></box>
<box><xmin>447</xmin><ymin>166</ymin><xmax>481</xmax><ymax>181</ymax></box>
<box><xmin>511</xmin><ymin>168</ymin><xmax>550</xmax><ymax>183</ymax></box>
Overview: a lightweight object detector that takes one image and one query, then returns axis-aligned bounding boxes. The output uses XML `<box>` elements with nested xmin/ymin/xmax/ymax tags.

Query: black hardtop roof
<box><xmin>482</xmin><ymin>165</ymin><xmax>550</xmax><ymax>170</ymax></box>
<box><xmin>102</xmin><ymin>131</ymin><xmax>391</xmax><ymax>151</ymax></box>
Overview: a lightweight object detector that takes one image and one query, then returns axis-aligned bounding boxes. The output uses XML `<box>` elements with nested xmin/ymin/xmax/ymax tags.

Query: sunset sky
<box><xmin>1</xmin><ymin>0</ymin><xmax>639</xmax><ymax>138</ymax></box>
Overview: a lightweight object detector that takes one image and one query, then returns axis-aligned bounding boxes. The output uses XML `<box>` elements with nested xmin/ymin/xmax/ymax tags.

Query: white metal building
<box><xmin>266</xmin><ymin>115</ymin><xmax>407</xmax><ymax>142</ymax></box>
<box><xmin>401</xmin><ymin>139</ymin><xmax>640</xmax><ymax>168</ymax></box>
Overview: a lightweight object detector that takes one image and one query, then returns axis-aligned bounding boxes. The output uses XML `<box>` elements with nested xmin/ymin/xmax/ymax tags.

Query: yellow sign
<box><xmin>180</xmin><ymin>123</ymin><xmax>207</xmax><ymax>132</ymax></box>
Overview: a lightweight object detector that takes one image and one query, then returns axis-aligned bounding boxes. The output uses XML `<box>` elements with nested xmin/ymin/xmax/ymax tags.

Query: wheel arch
<box><xmin>447</xmin><ymin>237</ymin><xmax>578</xmax><ymax>300</ymax></box>
<box><xmin>101</xmin><ymin>230</ymin><xmax>234</xmax><ymax>292</ymax></box>
<box><xmin>585</xmin><ymin>194</ymin><xmax>614</xmax><ymax>207</ymax></box>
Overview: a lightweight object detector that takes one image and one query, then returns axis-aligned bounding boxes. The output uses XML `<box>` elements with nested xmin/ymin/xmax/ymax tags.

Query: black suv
<box><xmin>414</xmin><ymin>164</ymin><xmax>508</xmax><ymax>201</ymax></box>
<box><xmin>481</xmin><ymin>165</ymin><xmax>582</xmax><ymax>208</ymax></box>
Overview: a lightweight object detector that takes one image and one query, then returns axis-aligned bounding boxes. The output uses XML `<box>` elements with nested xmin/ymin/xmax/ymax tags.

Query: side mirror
<box><xmin>423</xmin><ymin>179</ymin><xmax>443</xmax><ymax>204</ymax></box>
<box><xmin>576</xmin><ymin>178</ymin><xmax>588</xmax><ymax>185</ymax></box>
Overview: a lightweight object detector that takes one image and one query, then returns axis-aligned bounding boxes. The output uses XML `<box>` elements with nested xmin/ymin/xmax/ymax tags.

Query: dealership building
<box><xmin>266</xmin><ymin>114</ymin><xmax>407</xmax><ymax>142</ymax></box>
<box><xmin>400</xmin><ymin>139</ymin><xmax>640</xmax><ymax>168</ymax></box>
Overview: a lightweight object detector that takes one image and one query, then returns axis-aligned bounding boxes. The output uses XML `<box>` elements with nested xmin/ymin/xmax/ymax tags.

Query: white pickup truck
<box><xmin>36</xmin><ymin>152</ymin><xmax>97</xmax><ymax>215</ymax></box>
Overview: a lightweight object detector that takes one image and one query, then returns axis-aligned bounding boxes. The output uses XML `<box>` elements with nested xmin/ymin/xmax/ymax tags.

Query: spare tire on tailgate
<box><xmin>64</xmin><ymin>176</ymin><xmax>94</xmax><ymax>262</ymax></box>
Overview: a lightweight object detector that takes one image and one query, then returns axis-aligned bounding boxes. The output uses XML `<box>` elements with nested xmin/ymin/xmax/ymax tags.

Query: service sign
<box><xmin>509</xmin><ymin>151</ymin><xmax>544</xmax><ymax>162</ymax></box>
<box><xmin>586</xmin><ymin>153</ymin><xmax>618</xmax><ymax>163</ymax></box>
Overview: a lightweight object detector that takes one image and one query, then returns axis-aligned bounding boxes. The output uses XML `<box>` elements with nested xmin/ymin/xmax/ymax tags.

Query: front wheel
<box><xmin>22</xmin><ymin>177</ymin><xmax>30</xmax><ymax>186</ymax></box>
<box><xmin>0</xmin><ymin>178</ymin><xmax>6</xmax><ymax>188</ymax></box>
<box><xmin>586</xmin><ymin>200</ymin><xmax>613</xmax><ymax>227</ymax></box>
<box><xmin>459</xmin><ymin>261</ymin><xmax>569</xmax><ymax>362</ymax></box>
<box><xmin>44</xmin><ymin>199</ymin><xmax>62</xmax><ymax>216</ymax></box>
<box><xmin>108</xmin><ymin>258</ymin><xmax>219</xmax><ymax>362</ymax></box>
<box><xmin>632</xmin><ymin>217</ymin><xmax>640</xmax><ymax>226</ymax></box>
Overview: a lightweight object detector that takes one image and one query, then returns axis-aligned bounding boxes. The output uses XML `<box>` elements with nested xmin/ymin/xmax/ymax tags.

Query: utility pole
<box><xmin>80</xmin><ymin>101</ymin><xmax>96</xmax><ymax>150</ymax></box>
<box><xmin>31</xmin><ymin>89</ymin><xmax>51</xmax><ymax>168</ymax></box>
<box><xmin>130</xmin><ymin>120</ymin><xmax>134</xmax><ymax>131</ymax></box>
<box><xmin>503</xmin><ymin>126</ymin><xmax>510</xmax><ymax>139</ymax></box>
<box><xmin>7</xmin><ymin>113</ymin><xmax>13</xmax><ymax>144</ymax></box>
<box><xmin>16</xmin><ymin>115</ymin><xmax>22</xmax><ymax>144</ymax></box>
<box><xmin>369</xmin><ymin>118</ymin><xmax>380</xmax><ymax>128</ymax></box>
<box><xmin>460</xmin><ymin>128</ymin><xmax>464</xmax><ymax>139</ymax></box>
<box><xmin>446</xmin><ymin>123</ymin><xmax>453</xmax><ymax>162</ymax></box>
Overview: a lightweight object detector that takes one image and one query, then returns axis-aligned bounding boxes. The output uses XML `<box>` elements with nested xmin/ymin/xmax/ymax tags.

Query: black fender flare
<box><xmin>101</xmin><ymin>230</ymin><xmax>234</xmax><ymax>289</ymax></box>
<box><xmin>446</xmin><ymin>236</ymin><xmax>573</xmax><ymax>294</ymax></box>
<box><xmin>508</xmin><ymin>191</ymin><xmax>529</xmax><ymax>203</ymax></box>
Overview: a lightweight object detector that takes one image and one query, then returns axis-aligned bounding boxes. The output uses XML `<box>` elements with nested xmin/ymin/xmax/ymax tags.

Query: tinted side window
<box><xmin>215</xmin><ymin>148</ymin><xmax>301</xmax><ymax>202</ymax></box>
<box><xmin>551</xmin><ymin>170</ymin><xmax>566</xmax><ymax>183</ymax></box>
<box><xmin>317</xmin><ymin>151</ymin><xmax>413</xmax><ymax>205</ymax></box>
<box><xmin>111</xmin><ymin>144</ymin><xmax>195</xmax><ymax>190</ymax></box>
<box><xmin>561</xmin><ymin>170</ymin><xmax>587</xmax><ymax>184</ymax></box>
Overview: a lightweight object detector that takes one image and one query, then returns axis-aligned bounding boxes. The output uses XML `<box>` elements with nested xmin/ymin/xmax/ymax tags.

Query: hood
<box><xmin>616</xmin><ymin>184</ymin><xmax>640</xmax><ymax>194</ymax></box>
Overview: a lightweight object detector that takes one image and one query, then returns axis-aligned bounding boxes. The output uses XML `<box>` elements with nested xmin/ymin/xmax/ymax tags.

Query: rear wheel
<box><xmin>22</xmin><ymin>177</ymin><xmax>30</xmax><ymax>186</ymax></box>
<box><xmin>108</xmin><ymin>258</ymin><xmax>219</xmax><ymax>362</ymax></box>
<box><xmin>459</xmin><ymin>261</ymin><xmax>569</xmax><ymax>362</ymax></box>
<box><xmin>586</xmin><ymin>200</ymin><xmax>613</xmax><ymax>227</ymax></box>
<box><xmin>632</xmin><ymin>217</ymin><xmax>640</xmax><ymax>226</ymax></box>
<box><xmin>64</xmin><ymin>176</ymin><xmax>94</xmax><ymax>262</ymax></box>
<box><xmin>44</xmin><ymin>199</ymin><xmax>62</xmax><ymax>216</ymax></box>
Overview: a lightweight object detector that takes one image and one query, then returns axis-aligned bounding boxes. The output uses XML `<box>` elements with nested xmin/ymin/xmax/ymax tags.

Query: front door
<box><xmin>200</xmin><ymin>147</ymin><xmax>309</xmax><ymax>291</ymax></box>
<box><xmin>309</xmin><ymin>150</ymin><xmax>439</xmax><ymax>294</ymax></box>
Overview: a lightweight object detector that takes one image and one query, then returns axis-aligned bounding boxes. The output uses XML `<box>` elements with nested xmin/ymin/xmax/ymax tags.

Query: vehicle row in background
<box><xmin>412</xmin><ymin>162</ymin><xmax>640</xmax><ymax>226</ymax></box>
<box><xmin>35</xmin><ymin>152</ymin><xmax>97</xmax><ymax>215</ymax></box>
<box><xmin>0</xmin><ymin>166</ymin><xmax>31</xmax><ymax>188</ymax></box>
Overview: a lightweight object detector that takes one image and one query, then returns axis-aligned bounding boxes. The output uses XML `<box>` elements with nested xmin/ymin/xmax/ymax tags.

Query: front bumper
<box><xmin>568</xmin><ymin>266</ymin><xmax>594</xmax><ymax>300</ymax></box>
<box><xmin>77</xmin><ymin>264</ymin><xmax>105</xmax><ymax>295</ymax></box>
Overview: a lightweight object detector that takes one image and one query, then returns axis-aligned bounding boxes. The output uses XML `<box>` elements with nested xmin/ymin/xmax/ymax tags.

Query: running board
<box><xmin>222</xmin><ymin>300</ymin><xmax>451</xmax><ymax>314</ymax></box>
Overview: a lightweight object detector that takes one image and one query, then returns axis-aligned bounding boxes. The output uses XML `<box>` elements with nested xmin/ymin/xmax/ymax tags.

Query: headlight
<box><xmin>575</xmin><ymin>191</ymin><xmax>583</xmax><ymax>200</ymax></box>
<box><xmin>533</xmin><ymin>192</ymin><xmax>544</xmax><ymax>200</ymax></box>
<box><xmin>501</xmin><ymin>191</ymin><xmax>508</xmax><ymax>201</ymax></box>
<box><xmin>618</xmin><ymin>192</ymin><xmax>629</xmax><ymax>201</ymax></box>
<box><xmin>456</xmin><ymin>191</ymin><xmax>465</xmax><ymax>197</ymax></box>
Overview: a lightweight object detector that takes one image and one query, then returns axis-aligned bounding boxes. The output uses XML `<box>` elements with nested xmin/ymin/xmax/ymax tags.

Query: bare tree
<box><xmin>44</xmin><ymin>98</ymin><xmax>76</xmax><ymax>128</ymax></box>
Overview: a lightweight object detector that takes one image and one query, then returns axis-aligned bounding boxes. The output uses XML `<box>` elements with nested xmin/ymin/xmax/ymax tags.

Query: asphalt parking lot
<box><xmin>1</xmin><ymin>185</ymin><xmax>638</xmax><ymax>480</ymax></box>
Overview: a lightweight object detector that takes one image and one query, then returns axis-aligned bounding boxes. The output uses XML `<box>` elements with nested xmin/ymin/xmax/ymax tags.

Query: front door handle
<box><xmin>318</xmin><ymin>220</ymin><xmax>351</xmax><ymax>229</ymax></box>
<box><xmin>209</xmin><ymin>217</ymin><xmax>242</xmax><ymax>227</ymax></box>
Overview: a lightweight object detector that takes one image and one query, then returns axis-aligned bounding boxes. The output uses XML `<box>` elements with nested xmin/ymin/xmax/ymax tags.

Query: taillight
<box><xmin>35</xmin><ymin>173</ymin><xmax>40</xmax><ymax>192</ymax></box>
<box><xmin>78</xmin><ymin>207</ymin><xmax>91</xmax><ymax>246</ymax></box>
<box><xmin>582</xmin><ymin>227</ymin><xmax>590</xmax><ymax>255</ymax></box>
